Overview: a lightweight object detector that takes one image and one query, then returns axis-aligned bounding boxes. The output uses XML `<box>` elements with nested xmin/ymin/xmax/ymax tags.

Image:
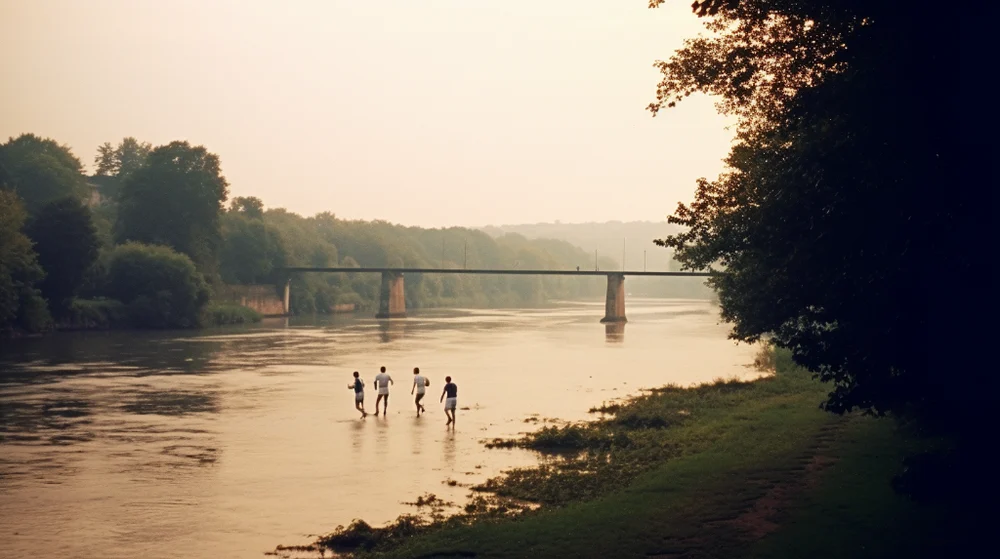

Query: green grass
<box><xmin>200</xmin><ymin>302</ymin><xmax>262</xmax><ymax>326</ymax></box>
<box><xmin>295</xmin><ymin>347</ymin><xmax>965</xmax><ymax>559</ymax></box>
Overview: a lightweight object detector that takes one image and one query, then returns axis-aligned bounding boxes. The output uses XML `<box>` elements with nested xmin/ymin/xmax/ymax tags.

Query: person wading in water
<box><xmin>374</xmin><ymin>366</ymin><xmax>393</xmax><ymax>416</ymax></box>
<box><xmin>411</xmin><ymin>367</ymin><xmax>428</xmax><ymax>416</ymax></box>
<box><xmin>347</xmin><ymin>371</ymin><xmax>367</xmax><ymax>418</ymax></box>
<box><xmin>440</xmin><ymin>376</ymin><xmax>458</xmax><ymax>426</ymax></box>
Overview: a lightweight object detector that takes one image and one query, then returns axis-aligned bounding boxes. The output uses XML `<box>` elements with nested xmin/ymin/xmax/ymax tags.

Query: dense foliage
<box><xmin>94</xmin><ymin>137</ymin><xmax>151</xmax><ymax>181</ymax></box>
<box><xmin>25</xmin><ymin>197</ymin><xmax>100</xmax><ymax>317</ymax></box>
<box><xmin>2</xmin><ymin>133</ymin><xmax>625</xmax><ymax>332</ymax></box>
<box><xmin>650</xmin><ymin>1</ymin><xmax>983</xmax><ymax>427</ymax></box>
<box><xmin>0</xmin><ymin>134</ymin><xmax>89</xmax><ymax>214</ymax></box>
<box><xmin>0</xmin><ymin>190</ymin><xmax>50</xmax><ymax>333</ymax></box>
<box><xmin>92</xmin><ymin>137</ymin><xmax>151</xmax><ymax>203</ymax></box>
<box><xmin>116</xmin><ymin>141</ymin><xmax>229</xmax><ymax>278</ymax></box>
<box><xmin>105</xmin><ymin>242</ymin><xmax>210</xmax><ymax>329</ymax></box>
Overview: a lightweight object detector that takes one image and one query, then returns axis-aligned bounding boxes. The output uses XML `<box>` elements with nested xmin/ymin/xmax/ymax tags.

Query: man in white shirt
<box><xmin>411</xmin><ymin>367</ymin><xmax>428</xmax><ymax>416</ymax></box>
<box><xmin>374</xmin><ymin>366</ymin><xmax>393</xmax><ymax>416</ymax></box>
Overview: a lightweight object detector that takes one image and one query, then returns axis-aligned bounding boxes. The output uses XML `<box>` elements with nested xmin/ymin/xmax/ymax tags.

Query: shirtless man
<box><xmin>440</xmin><ymin>376</ymin><xmax>458</xmax><ymax>426</ymax></box>
<box><xmin>374</xmin><ymin>366</ymin><xmax>393</xmax><ymax>416</ymax></box>
<box><xmin>347</xmin><ymin>371</ymin><xmax>367</xmax><ymax>418</ymax></box>
<box><xmin>411</xmin><ymin>367</ymin><xmax>428</xmax><ymax>415</ymax></box>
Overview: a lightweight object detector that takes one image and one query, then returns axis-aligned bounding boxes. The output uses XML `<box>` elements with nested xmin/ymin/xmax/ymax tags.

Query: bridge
<box><xmin>283</xmin><ymin>267</ymin><xmax>713</xmax><ymax>323</ymax></box>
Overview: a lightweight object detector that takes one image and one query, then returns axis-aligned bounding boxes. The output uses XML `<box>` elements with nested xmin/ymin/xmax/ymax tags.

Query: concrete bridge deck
<box><xmin>281</xmin><ymin>267</ymin><xmax>714</xmax><ymax>322</ymax></box>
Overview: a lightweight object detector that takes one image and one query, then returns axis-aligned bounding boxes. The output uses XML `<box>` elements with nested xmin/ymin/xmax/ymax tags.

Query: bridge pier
<box><xmin>600</xmin><ymin>273</ymin><xmax>627</xmax><ymax>323</ymax></box>
<box><xmin>376</xmin><ymin>271</ymin><xmax>406</xmax><ymax>319</ymax></box>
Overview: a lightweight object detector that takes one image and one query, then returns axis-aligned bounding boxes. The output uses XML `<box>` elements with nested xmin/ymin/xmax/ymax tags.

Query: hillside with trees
<box><xmin>1</xmin><ymin>134</ymin><xmax>615</xmax><ymax>334</ymax></box>
<box><xmin>481</xmin><ymin>221</ymin><xmax>713</xmax><ymax>298</ymax></box>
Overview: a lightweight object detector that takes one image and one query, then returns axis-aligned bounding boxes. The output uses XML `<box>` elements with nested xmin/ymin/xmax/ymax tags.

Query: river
<box><xmin>0</xmin><ymin>298</ymin><xmax>756</xmax><ymax>559</ymax></box>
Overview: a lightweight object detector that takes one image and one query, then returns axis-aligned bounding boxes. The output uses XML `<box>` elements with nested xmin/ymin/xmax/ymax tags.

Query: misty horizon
<box><xmin>1</xmin><ymin>0</ymin><xmax>734</xmax><ymax>228</ymax></box>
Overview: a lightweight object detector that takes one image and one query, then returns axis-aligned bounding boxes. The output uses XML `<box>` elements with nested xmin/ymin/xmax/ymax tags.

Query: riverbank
<box><xmin>0</xmin><ymin>301</ymin><xmax>757</xmax><ymax>558</ymax></box>
<box><xmin>287</xmin><ymin>347</ymin><xmax>967</xmax><ymax>558</ymax></box>
<box><xmin>55</xmin><ymin>299</ymin><xmax>263</xmax><ymax>330</ymax></box>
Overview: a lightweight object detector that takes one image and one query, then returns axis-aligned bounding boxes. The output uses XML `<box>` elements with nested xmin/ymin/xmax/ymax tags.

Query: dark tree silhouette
<box><xmin>0</xmin><ymin>134</ymin><xmax>89</xmax><ymax>214</ymax></box>
<box><xmin>25</xmin><ymin>197</ymin><xmax>100</xmax><ymax>316</ymax></box>
<box><xmin>650</xmin><ymin>0</ymin><xmax>986</xmax><ymax>429</ymax></box>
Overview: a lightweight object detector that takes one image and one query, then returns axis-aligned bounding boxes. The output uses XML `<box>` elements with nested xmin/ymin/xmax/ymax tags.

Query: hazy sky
<box><xmin>1</xmin><ymin>0</ymin><xmax>733</xmax><ymax>227</ymax></box>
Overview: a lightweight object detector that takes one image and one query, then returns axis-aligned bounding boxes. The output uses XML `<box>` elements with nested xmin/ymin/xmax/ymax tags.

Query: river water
<box><xmin>0</xmin><ymin>299</ymin><xmax>755</xmax><ymax>559</ymax></box>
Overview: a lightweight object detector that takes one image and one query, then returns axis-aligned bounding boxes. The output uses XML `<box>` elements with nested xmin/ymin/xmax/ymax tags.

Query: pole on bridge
<box><xmin>644</xmin><ymin>250</ymin><xmax>647</xmax><ymax>272</ymax></box>
<box><xmin>283</xmin><ymin>279</ymin><xmax>291</xmax><ymax>316</ymax></box>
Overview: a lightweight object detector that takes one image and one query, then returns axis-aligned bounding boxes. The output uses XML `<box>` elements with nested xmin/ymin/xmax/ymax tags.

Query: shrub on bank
<box><xmin>201</xmin><ymin>303</ymin><xmax>261</xmax><ymax>326</ymax></box>
<box><xmin>105</xmin><ymin>242</ymin><xmax>209</xmax><ymax>328</ymax></box>
<box><xmin>15</xmin><ymin>290</ymin><xmax>53</xmax><ymax>333</ymax></box>
<box><xmin>62</xmin><ymin>298</ymin><xmax>126</xmax><ymax>329</ymax></box>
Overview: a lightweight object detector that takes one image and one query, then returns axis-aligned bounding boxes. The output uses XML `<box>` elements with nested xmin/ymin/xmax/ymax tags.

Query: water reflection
<box><xmin>349</xmin><ymin>418</ymin><xmax>365</xmax><ymax>452</ymax></box>
<box><xmin>0</xmin><ymin>328</ymin><xmax>224</xmax><ymax>383</ymax></box>
<box><xmin>442</xmin><ymin>429</ymin><xmax>456</xmax><ymax>466</ymax></box>
<box><xmin>378</xmin><ymin>320</ymin><xmax>406</xmax><ymax>343</ymax></box>
<box><xmin>0</xmin><ymin>299</ymin><xmax>756</xmax><ymax>559</ymax></box>
<box><xmin>374</xmin><ymin>415</ymin><xmax>390</xmax><ymax>460</ymax></box>
<box><xmin>120</xmin><ymin>390</ymin><xmax>219</xmax><ymax>416</ymax></box>
<box><xmin>410</xmin><ymin>415</ymin><xmax>425</xmax><ymax>458</ymax></box>
<box><xmin>605</xmin><ymin>322</ymin><xmax>626</xmax><ymax>343</ymax></box>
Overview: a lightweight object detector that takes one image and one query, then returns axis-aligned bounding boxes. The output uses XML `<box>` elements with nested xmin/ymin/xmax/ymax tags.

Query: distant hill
<box><xmin>478</xmin><ymin>221</ymin><xmax>714</xmax><ymax>299</ymax></box>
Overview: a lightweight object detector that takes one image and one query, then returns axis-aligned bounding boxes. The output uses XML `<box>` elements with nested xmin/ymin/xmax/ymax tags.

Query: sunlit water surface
<box><xmin>0</xmin><ymin>299</ymin><xmax>756</xmax><ymax>559</ymax></box>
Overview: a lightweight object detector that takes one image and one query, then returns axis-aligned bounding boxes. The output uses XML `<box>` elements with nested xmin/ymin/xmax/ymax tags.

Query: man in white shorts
<box><xmin>374</xmin><ymin>366</ymin><xmax>393</xmax><ymax>416</ymax></box>
<box><xmin>440</xmin><ymin>376</ymin><xmax>458</xmax><ymax>426</ymax></box>
<box><xmin>411</xmin><ymin>367</ymin><xmax>428</xmax><ymax>416</ymax></box>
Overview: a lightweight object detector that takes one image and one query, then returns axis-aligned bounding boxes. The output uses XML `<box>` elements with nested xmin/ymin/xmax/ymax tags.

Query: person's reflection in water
<box><xmin>349</xmin><ymin>416</ymin><xmax>366</xmax><ymax>453</ymax></box>
<box><xmin>374</xmin><ymin>413</ymin><xmax>390</xmax><ymax>459</ymax></box>
<box><xmin>442</xmin><ymin>429</ymin><xmax>456</xmax><ymax>467</ymax></box>
<box><xmin>410</xmin><ymin>413</ymin><xmax>424</xmax><ymax>458</ymax></box>
<box><xmin>605</xmin><ymin>322</ymin><xmax>626</xmax><ymax>343</ymax></box>
<box><xmin>378</xmin><ymin>321</ymin><xmax>405</xmax><ymax>343</ymax></box>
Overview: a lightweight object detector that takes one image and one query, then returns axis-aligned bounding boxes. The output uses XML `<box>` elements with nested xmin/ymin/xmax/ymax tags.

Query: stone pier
<box><xmin>217</xmin><ymin>284</ymin><xmax>289</xmax><ymax>316</ymax></box>
<box><xmin>376</xmin><ymin>271</ymin><xmax>406</xmax><ymax>319</ymax></box>
<box><xmin>600</xmin><ymin>273</ymin><xmax>627</xmax><ymax>323</ymax></box>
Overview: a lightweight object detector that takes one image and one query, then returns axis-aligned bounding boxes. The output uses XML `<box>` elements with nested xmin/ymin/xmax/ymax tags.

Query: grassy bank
<box><xmin>199</xmin><ymin>302</ymin><xmax>262</xmax><ymax>326</ymax></box>
<box><xmin>286</xmin><ymin>347</ymin><xmax>965</xmax><ymax>558</ymax></box>
<box><xmin>52</xmin><ymin>299</ymin><xmax>261</xmax><ymax>330</ymax></box>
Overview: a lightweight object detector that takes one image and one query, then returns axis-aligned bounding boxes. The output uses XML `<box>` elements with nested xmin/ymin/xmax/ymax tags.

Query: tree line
<box><xmin>1</xmin><ymin>134</ymin><xmax>614</xmax><ymax>334</ymax></box>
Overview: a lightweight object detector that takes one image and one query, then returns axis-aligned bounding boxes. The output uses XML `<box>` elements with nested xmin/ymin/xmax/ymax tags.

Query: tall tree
<box><xmin>0</xmin><ymin>190</ymin><xmax>49</xmax><ymax>332</ymax></box>
<box><xmin>649</xmin><ymin>1</ymin><xmax>980</xmax><ymax>427</ymax></box>
<box><xmin>25</xmin><ymin>197</ymin><xmax>100</xmax><ymax>316</ymax></box>
<box><xmin>94</xmin><ymin>137</ymin><xmax>152</xmax><ymax>180</ymax></box>
<box><xmin>229</xmin><ymin>196</ymin><xmax>265</xmax><ymax>219</ymax></box>
<box><xmin>116</xmin><ymin>141</ymin><xmax>229</xmax><ymax>277</ymax></box>
<box><xmin>0</xmin><ymin>134</ymin><xmax>89</xmax><ymax>214</ymax></box>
